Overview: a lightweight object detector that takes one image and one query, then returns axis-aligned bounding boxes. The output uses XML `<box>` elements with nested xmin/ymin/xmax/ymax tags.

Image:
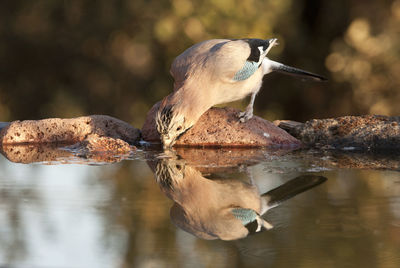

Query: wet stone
<box><xmin>275</xmin><ymin>115</ymin><xmax>400</xmax><ymax>150</ymax></box>
<box><xmin>66</xmin><ymin>134</ymin><xmax>134</xmax><ymax>155</ymax></box>
<box><xmin>0</xmin><ymin>115</ymin><xmax>141</xmax><ymax>145</ymax></box>
<box><xmin>142</xmin><ymin>101</ymin><xmax>302</xmax><ymax>148</ymax></box>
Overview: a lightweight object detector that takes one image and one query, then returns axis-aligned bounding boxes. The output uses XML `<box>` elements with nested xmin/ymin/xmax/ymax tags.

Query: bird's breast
<box><xmin>211</xmin><ymin>68</ymin><xmax>264</xmax><ymax>104</ymax></box>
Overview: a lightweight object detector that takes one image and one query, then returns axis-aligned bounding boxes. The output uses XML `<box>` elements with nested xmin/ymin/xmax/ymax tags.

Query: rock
<box><xmin>75</xmin><ymin>135</ymin><xmax>133</xmax><ymax>153</ymax></box>
<box><xmin>275</xmin><ymin>115</ymin><xmax>400</xmax><ymax>150</ymax></box>
<box><xmin>0</xmin><ymin>115</ymin><xmax>138</xmax><ymax>164</ymax></box>
<box><xmin>142</xmin><ymin>101</ymin><xmax>302</xmax><ymax>148</ymax></box>
<box><xmin>66</xmin><ymin>134</ymin><xmax>134</xmax><ymax>161</ymax></box>
<box><xmin>141</xmin><ymin>102</ymin><xmax>162</xmax><ymax>142</ymax></box>
<box><xmin>0</xmin><ymin>115</ymin><xmax>141</xmax><ymax>145</ymax></box>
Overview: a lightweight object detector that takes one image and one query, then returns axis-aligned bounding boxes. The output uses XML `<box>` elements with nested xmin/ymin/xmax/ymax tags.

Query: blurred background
<box><xmin>1</xmin><ymin>0</ymin><xmax>399</xmax><ymax>127</ymax></box>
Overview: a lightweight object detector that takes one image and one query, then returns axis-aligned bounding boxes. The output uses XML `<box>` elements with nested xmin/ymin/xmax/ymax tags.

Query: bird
<box><xmin>152</xmin><ymin>157</ymin><xmax>327</xmax><ymax>240</ymax></box>
<box><xmin>156</xmin><ymin>38</ymin><xmax>326</xmax><ymax>148</ymax></box>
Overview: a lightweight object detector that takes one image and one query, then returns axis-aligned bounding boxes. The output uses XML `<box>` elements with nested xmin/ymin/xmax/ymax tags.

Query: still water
<box><xmin>0</xmin><ymin>145</ymin><xmax>400</xmax><ymax>268</ymax></box>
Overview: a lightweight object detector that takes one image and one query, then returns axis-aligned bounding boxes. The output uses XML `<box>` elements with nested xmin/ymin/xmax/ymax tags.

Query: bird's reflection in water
<box><xmin>150</xmin><ymin>151</ymin><xmax>326</xmax><ymax>241</ymax></box>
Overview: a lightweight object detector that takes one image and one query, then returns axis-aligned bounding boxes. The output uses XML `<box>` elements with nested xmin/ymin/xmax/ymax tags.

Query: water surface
<box><xmin>0</xmin><ymin>145</ymin><xmax>399</xmax><ymax>268</ymax></box>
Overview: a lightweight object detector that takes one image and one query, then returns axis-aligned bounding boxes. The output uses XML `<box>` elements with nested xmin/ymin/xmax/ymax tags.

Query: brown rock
<box><xmin>80</xmin><ymin>135</ymin><xmax>133</xmax><ymax>153</ymax></box>
<box><xmin>275</xmin><ymin>115</ymin><xmax>400</xmax><ymax>150</ymax></box>
<box><xmin>67</xmin><ymin>134</ymin><xmax>133</xmax><ymax>154</ymax></box>
<box><xmin>141</xmin><ymin>102</ymin><xmax>162</xmax><ymax>142</ymax></box>
<box><xmin>64</xmin><ymin>135</ymin><xmax>134</xmax><ymax>163</ymax></box>
<box><xmin>0</xmin><ymin>115</ymin><xmax>141</xmax><ymax>145</ymax></box>
<box><xmin>142</xmin><ymin>101</ymin><xmax>302</xmax><ymax>148</ymax></box>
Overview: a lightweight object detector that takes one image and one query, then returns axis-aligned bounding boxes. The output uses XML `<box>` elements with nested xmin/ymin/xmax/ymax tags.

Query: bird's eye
<box><xmin>176</xmin><ymin>164</ymin><xmax>182</xmax><ymax>170</ymax></box>
<box><xmin>176</xmin><ymin>126</ymin><xmax>182</xmax><ymax>131</ymax></box>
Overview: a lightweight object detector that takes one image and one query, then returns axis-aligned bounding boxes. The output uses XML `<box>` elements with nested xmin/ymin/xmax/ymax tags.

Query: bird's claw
<box><xmin>238</xmin><ymin>111</ymin><xmax>253</xmax><ymax>123</ymax></box>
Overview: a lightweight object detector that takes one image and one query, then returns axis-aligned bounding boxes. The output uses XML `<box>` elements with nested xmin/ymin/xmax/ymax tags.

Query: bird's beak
<box><xmin>161</xmin><ymin>135</ymin><xmax>176</xmax><ymax>149</ymax></box>
<box><xmin>269</xmin><ymin>38</ymin><xmax>278</xmax><ymax>46</ymax></box>
<box><xmin>265</xmin><ymin>38</ymin><xmax>278</xmax><ymax>54</ymax></box>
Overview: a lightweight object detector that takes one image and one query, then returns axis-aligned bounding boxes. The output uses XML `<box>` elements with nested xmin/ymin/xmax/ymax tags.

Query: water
<box><xmin>0</xmin><ymin>145</ymin><xmax>400</xmax><ymax>268</ymax></box>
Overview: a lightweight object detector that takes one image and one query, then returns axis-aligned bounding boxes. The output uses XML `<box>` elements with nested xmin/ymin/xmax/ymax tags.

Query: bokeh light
<box><xmin>0</xmin><ymin>0</ymin><xmax>398</xmax><ymax>126</ymax></box>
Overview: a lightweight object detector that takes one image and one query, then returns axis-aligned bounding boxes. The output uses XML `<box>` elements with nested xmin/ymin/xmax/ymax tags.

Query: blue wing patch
<box><xmin>233</xmin><ymin>61</ymin><xmax>259</xmax><ymax>81</ymax></box>
<box><xmin>231</xmin><ymin>208</ymin><xmax>258</xmax><ymax>225</ymax></box>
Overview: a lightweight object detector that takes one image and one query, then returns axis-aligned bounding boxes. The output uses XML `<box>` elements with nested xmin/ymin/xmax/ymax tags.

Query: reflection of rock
<box><xmin>1</xmin><ymin>136</ymin><xmax>134</xmax><ymax>164</ymax></box>
<box><xmin>150</xmin><ymin>156</ymin><xmax>326</xmax><ymax>241</ymax></box>
<box><xmin>276</xmin><ymin>115</ymin><xmax>400</xmax><ymax>150</ymax></box>
<box><xmin>304</xmin><ymin>150</ymin><xmax>400</xmax><ymax>170</ymax></box>
<box><xmin>142</xmin><ymin>101</ymin><xmax>302</xmax><ymax>148</ymax></box>
<box><xmin>0</xmin><ymin>115</ymin><xmax>141</xmax><ymax>145</ymax></box>
<box><xmin>1</xmin><ymin>144</ymin><xmax>74</xmax><ymax>164</ymax></box>
<box><xmin>173</xmin><ymin>147</ymin><xmax>291</xmax><ymax>173</ymax></box>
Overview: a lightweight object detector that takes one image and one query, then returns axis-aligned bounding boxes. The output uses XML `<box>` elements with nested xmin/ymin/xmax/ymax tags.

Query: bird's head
<box><xmin>156</xmin><ymin>101</ymin><xmax>193</xmax><ymax>148</ymax></box>
<box><xmin>242</xmin><ymin>38</ymin><xmax>278</xmax><ymax>64</ymax></box>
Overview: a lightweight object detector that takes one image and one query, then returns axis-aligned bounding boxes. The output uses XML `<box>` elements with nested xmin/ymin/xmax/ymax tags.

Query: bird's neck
<box><xmin>170</xmin><ymin>85</ymin><xmax>211</xmax><ymax>127</ymax></box>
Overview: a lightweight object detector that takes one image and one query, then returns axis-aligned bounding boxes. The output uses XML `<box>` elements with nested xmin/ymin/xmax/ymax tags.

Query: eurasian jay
<box><xmin>152</xmin><ymin>157</ymin><xmax>326</xmax><ymax>240</ymax></box>
<box><xmin>156</xmin><ymin>38</ymin><xmax>326</xmax><ymax>148</ymax></box>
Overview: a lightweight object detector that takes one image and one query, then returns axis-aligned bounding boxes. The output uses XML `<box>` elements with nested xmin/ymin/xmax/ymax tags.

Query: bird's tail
<box><xmin>260</xmin><ymin>175</ymin><xmax>327</xmax><ymax>213</ymax></box>
<box><xmin>270</xmin><ymin>60</ymin><xmax>327</xmax><ymax>81</ymax></box>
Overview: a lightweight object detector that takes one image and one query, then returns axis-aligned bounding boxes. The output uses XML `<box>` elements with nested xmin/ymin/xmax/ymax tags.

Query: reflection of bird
<box><xmin>153</xmin><ymin>158</ymin><xmax>327</xmax><ymax>240</ymax></box>
<box><xmin>156</xmin><ymin>38</ymin><xmax>326</xmax><ymax>148</ymax></box>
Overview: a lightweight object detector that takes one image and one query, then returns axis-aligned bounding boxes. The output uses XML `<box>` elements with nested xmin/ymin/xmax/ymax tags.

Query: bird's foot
<box><xmin>238</xmin><ymin>110</ymin><xmax>253</xmax><ymax>123</ymax></box>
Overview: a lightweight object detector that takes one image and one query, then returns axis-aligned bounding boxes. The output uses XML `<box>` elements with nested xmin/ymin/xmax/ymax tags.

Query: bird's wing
<box><xmin>269</xmin><ymin>60</ymin><xmax>327</xmax><ymax>81</ymax></box>
<box><xmin>210</xmin><ymin>39</ymin><xmax>257</xmax><ymax>82</ymax></box>
<box><xmin>170</xmin><ymin>39</ymin><xmax>232</xmax><ymax>90</ymax></box>
<box><xmin>171</xmin><ymin>39</ymin><xmax>255</xmax><ymax>84</ymax></box>
<box><xmin>232</xmin><ymin>61</ymin><xmax>259</xmax><ymax>81</ymax></box>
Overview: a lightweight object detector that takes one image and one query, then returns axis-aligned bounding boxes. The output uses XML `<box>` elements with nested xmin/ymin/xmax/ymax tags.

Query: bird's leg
<box><xmin>239</xmin><ymin>92</ymin><xmax>257</xmax><ymax>122</ymax></box>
